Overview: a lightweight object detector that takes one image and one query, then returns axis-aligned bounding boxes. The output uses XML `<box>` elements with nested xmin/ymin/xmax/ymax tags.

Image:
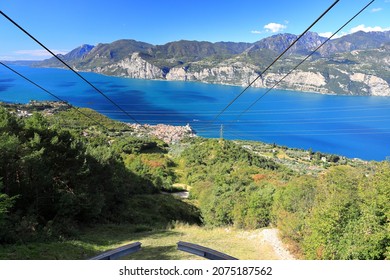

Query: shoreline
<box><xmin>16</xmin><ymin>64</ymin><xmax>386</xmax><ymax>98</ymax></box>
<box><xmin>0</xmin><ymin>101</ymin><xmax>379</xmax><ymax>164</ymax></box>
<box><xmin>1</xmin><ymin>66</ymin><xmax>390</xmax><ymax>161</ymax></box>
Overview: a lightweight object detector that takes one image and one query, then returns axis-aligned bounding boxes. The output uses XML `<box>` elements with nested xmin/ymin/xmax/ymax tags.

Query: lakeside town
<box><xmin>0</xmin><ymin>100</ymin><xmax>197</xmax><ymax>143</ymax></box>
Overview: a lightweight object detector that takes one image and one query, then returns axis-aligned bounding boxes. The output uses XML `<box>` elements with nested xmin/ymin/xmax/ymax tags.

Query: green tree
<box><xmin>0</xmin><ymin>180</ymin><xmax>14</xmax><ymax>225</ymax></box>
<box><xmin>347</xmin><ymin>162</ymin><xmax>390</xmax><ymax>259</ymax></box>
<box><xmin>240</xmin><ymin>184</ymin><xmax>275</xmax><ymax>228</ymax></box>
<box><xmin>272</xmin><ymin>176</ymin><xmax>316</xmax><ymax>245</ymax></box>
<box><xmin>302</xmin><ymin>166</ymin><xmax>362</xmax><ymax>259</ymax></box>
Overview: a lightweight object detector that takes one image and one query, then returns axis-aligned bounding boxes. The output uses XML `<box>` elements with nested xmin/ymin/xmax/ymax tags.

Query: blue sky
<box><xmin>0</xmin><ymin>0</ymin><xmax>389</xmax><ymax>60</ymax></box>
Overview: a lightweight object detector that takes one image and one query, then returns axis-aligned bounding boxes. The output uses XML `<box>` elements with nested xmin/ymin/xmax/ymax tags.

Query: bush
<box><xmin>273</xmin><ymin>165</ymin><xmax>390</xmax><ymax>260</ymax></box>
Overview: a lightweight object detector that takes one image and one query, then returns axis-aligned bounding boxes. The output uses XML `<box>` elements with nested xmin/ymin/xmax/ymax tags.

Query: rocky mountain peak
<box><xmin>66</xmin><ymin>44</ymin><xmax>95</xmax><ymax>60</ymax></box>
<box><xmin>252</xmin><ymin>32</ymin><xmax>327</xmax><ymax>55</ymax></box>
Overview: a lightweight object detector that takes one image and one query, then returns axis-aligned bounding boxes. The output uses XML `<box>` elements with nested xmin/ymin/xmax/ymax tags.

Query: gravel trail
<box><xmin>260</xmin><ymin>228</ymin><xmax>295</xmax><ymax>260</ymax></box>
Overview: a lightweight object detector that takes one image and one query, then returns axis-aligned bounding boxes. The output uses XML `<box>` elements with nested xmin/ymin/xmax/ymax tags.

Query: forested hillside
<box><xmin>177</xmin><ymin>139</ymin><xmax>389</xmax><ymax>259</ymax></box>
<box><xmin>0</xmin><ymin>105</ymin><xmax>388</xmax><ymax>259</ymax></box>
<box><xmin>0</xmin><ymin>106</ymin><xmax>200</xmax><ymax>243</ymax></box>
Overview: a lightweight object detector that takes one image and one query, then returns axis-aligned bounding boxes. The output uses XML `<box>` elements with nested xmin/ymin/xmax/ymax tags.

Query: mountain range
<box><xmin>36</xmin><ymin>31</ymin><xmax>390</xmax><ymax>96</ymax></box>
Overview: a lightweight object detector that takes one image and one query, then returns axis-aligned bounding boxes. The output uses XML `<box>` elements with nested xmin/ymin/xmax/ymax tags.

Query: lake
<box><xmin>1</xmin><ymin>65</ymin><xmax>390</xmax><ymax>161</ymax></box>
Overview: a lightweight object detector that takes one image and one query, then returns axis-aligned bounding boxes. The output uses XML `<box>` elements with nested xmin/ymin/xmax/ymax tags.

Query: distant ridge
<box><xmin>35</xmin><ymin>31</ymin><xmax>390</xmax><ymax>96</ymax></box>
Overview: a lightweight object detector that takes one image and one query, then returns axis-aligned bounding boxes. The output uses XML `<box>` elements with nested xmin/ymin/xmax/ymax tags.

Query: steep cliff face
<box><xmin>166</xmin><ymin>62</ymin><xmax>259</xmax><ymax>86</ymax></box>
<box><xmin>165</xmin><ymin>63</ymin><xmax>390</xmax><ymax>96</ymax></box>
<box><xmin>83</xmin><ymin>51</ymin><xmax>390</xmax><ymax>96</ymax></box>
<box><xmin>350</xmin><ymin>73</ymin><xmax>390</xmax><ymax>96</ymax></box>
<box><xmin>262</xmin><ymin>71</ymin><xmax>329</xmax><ymax>93</ymax></box>
<box><xmin>166</xmin><ymin>64</ymin><xmax>331</xmax><ymax>93</ymax></box>
<box><xmin>96</xmin><ymin>53</ymin><xmax>165</xmax><ymax>79</ymax></box>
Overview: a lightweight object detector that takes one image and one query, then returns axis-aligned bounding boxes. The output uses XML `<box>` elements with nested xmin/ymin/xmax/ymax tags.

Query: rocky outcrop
<box><xmin>89</xmin><ymin>56</ymin><xmax>389</xmax><ymax>96</ymax></box>
<box><xmin>97</xmin><ymin>53</ymin><xmax>165</xmax><ymax>79</ymax></box>
<box><xmin>350</xmin><ymin>73</ymin><xmax>390</xmax><ymax>96</ymax></box>
<box><xmin>165</xmin><ymin>67</ymin><xmax>188</xmax><ymax>81</ymax></box>
<box><xmin>167</xmin><ymin>62</ymin><xmax>259</xmax><ymax>86</ymax></box>
<box><xmin>261</xmin><ymin>71</ymin><xmax>329</xmax><ymax>93</ymax></box>
<box><xmin>167</xmin><ymin>64</ymin><xmax>331</xmax><ymax>93</ymax></box>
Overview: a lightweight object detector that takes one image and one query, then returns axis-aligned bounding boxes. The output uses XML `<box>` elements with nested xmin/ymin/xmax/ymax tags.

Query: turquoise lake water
<box><xmin>1</xmin><ymin>65</ymin><xmax>390</xmax><ymax>161</ymax></box>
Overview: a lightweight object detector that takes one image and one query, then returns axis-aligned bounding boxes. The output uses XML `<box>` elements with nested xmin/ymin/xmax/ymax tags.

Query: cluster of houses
<box><xmin>128</xmin><ymin>123</ymin><xmax>196</xmax><ymax>143</ymax></box>
<box><xmin>2</xmin><ymin>100</ymin><xmax>69</xmax><ymax>117</ymax></box>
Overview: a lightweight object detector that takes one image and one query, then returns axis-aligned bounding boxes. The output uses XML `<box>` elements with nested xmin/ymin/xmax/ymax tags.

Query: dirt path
<box><xmin>161</xmin><ymin>189</ymin><xmax>295</xmax><ymax>260</ymax></box>
<box><xmin>161</xmin><ymin>191</ymin><xmax>189</xmax><ymax>199</ymax></box>
<box><xmin>260</xmin><ymin>228</ymin><xmax>295</xmax><ymax>260</ymax></box>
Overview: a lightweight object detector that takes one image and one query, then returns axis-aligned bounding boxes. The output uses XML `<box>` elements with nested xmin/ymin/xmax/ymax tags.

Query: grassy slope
<box><xmin>0</xmin><ymin>223</ymin><xmax>279</xmax><ymax>260</ymax></box>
